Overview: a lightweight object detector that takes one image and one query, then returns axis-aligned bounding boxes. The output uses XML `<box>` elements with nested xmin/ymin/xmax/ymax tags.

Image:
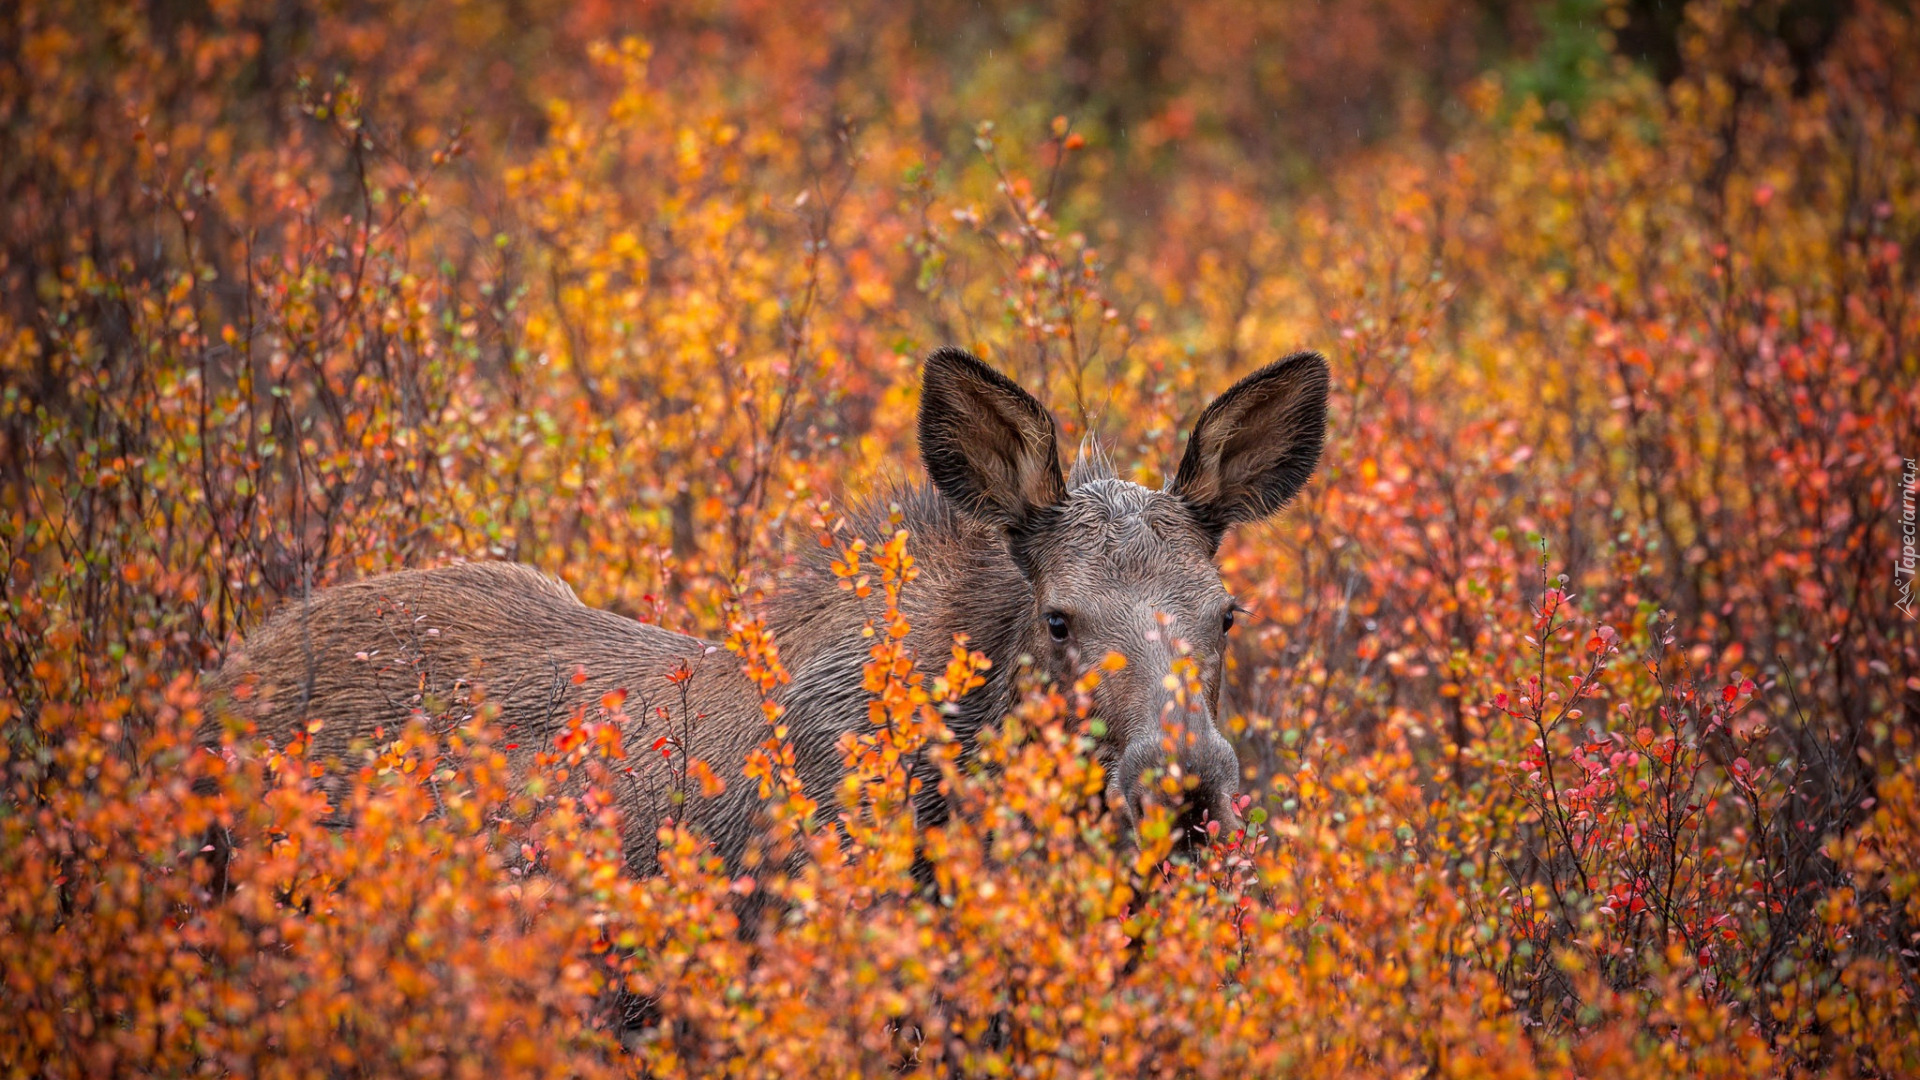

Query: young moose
<box><xmin>207</xmin><ymin>348</ymin><xmax>1329</xmax><ymax>870</ymax></box>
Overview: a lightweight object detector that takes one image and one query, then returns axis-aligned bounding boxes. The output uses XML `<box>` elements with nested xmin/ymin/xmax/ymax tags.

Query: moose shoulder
<box><xmin>205</xmin><ymin>348</ymin><xmax>1330</xmax><ymax>870</ymax></box>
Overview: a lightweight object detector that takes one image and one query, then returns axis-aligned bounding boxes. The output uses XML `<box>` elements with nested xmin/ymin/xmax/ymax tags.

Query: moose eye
<box><xmin>1045</xmin><ymin>611</ymin><xmax>1070</xmax><ymax>642</ymax></box>
<box><xmin>1221</xmin><ymin>608</ymin><xmax>1237</xmax><ymax>633</ymax></box>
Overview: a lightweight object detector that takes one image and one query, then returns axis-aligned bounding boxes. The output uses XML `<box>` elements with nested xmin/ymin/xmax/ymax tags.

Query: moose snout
<box><xmin>1107</xmin><ymin>696</ymin><xmax>1242</xmax><ymax>842</ymax></box>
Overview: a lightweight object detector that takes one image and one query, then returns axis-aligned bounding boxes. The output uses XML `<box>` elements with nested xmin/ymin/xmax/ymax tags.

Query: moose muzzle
<box><xmin>1107</xmin><ymin>686</ymin><xmax>1242</xmax><ymax>845</ymax></box>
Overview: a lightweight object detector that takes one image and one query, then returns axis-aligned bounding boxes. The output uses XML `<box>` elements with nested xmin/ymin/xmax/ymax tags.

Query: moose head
<box><xmin>918</xmin><ymin>347</ymin><xmax>1330</xmax><ymax>836</ymax></box>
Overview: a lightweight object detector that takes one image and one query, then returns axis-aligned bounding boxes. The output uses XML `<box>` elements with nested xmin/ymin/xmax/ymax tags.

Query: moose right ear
<box><xmin>918</xmin><ymin>347</ymin><xmax>1066</xmax><ymax>533</ymax></box>
<box><xmin>1168</xmin><ymin>351</ymin><xmax>1330</xmax><ymax>547</ymax></box>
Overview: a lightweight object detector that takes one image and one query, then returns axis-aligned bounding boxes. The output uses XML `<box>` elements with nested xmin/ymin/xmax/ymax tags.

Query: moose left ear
<box><xmin>1168</xmin><ymin>351</ymin><xmax>1330</xmax><ymax>546</ymax></box>
<box><xmin>918</xmin><ymin>347</ymin><xmax>1066</xmax><ymax>534</ymax></box>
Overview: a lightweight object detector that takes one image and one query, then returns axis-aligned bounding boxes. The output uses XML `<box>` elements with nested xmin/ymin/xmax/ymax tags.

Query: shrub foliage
<box><xmin>2</xmin><ymin>0</ymin><xmax>1916</xmax><ymax>1075</ymax></box>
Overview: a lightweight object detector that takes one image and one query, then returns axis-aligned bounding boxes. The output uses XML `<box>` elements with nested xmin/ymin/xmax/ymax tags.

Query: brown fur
<box><xmin>204</xmin><ymin>348</ymin><xmax>1330</xmax><ymax>867</ymax></box>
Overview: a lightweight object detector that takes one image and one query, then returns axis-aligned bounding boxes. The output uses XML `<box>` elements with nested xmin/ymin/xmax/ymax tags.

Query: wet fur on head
<box><xmin>914</xmin><ymin>347</ymin><xmax>1331</xmax><ymax>833</ymax></box>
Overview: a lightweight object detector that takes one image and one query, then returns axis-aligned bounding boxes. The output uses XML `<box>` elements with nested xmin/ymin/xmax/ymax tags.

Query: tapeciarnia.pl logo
<box><xmin>1899</xmin><ymin>457</ymin><xmax>1917</xmax><ymax>620</ymax></box>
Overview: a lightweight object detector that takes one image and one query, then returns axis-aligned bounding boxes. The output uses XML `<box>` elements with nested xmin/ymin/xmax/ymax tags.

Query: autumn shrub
<box><xmin>3</xmin><ymin>0</ymin><xmax>1916</xmax><ymax>1075</ymax></box>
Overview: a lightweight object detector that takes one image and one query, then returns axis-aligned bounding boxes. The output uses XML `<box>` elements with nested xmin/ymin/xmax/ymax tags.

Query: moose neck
<box><xmin>763</xmin><ymin>484</ymin><xmax>1036</xmax><ymax>745</ymax></box>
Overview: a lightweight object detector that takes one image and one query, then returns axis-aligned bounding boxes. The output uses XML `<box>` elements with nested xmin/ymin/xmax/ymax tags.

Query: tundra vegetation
<box><xmin>1</xmin><ymin>0</ymin><xmax>1916</xmax><ymax>1077</ymax></box>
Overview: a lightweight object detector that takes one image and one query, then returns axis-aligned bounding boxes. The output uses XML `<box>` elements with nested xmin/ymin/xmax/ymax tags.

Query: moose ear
<box><xmin>1169</xmin><ymin>351</ymin><xmax>1330</xmax><ymax>545</ymax></box>
<box><xmin>918</xmin><ymin>347</ymin><xmax>1066</xmax><ymax>532</ymax></box>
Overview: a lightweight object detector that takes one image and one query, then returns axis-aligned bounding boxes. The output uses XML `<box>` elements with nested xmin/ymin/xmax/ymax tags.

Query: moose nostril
<box><xmin>1172</xmin><ymin>798</ymin><xmax>1210</xmax><ymax>846</ymax></box>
